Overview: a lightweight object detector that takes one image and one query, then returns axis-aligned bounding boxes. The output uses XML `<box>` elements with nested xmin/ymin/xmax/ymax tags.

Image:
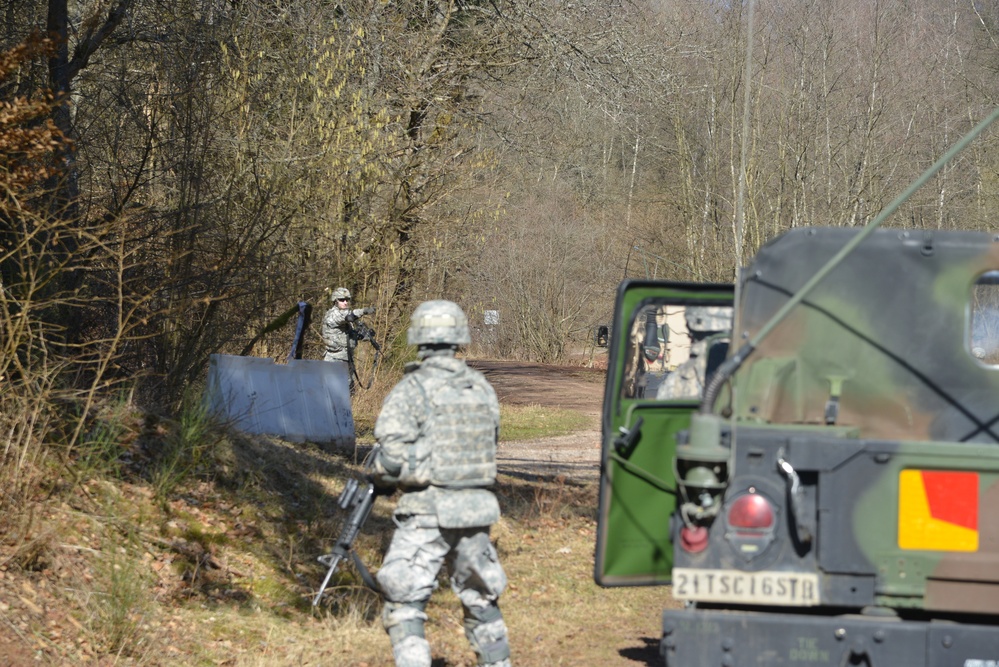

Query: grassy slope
<box><xmin>0</xmin><ymin>403</ymin><xmax>679</xmax><ymax>666</ymax></box>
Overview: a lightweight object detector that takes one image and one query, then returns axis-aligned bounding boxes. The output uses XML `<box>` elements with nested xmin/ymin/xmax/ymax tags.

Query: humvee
<box><xmin>595</xmin><ymin>110</ymin><xmax>999</xmax><ymax>666</ymax></box>
<box><xmin>595</xmin><ymin>225</ymin><xmax>999</xmax><ymax>665</ymax></box>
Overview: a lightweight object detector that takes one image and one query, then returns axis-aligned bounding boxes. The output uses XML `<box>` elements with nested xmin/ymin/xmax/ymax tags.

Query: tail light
<box><xmin>728</xmin><ymin>492</ymin><xmax>775</xmax><ymax>531</ymax></box>
<box><xmin>724</xmin><ymin>489</ymin><xmax>777</xmax><ymax>560</ymax></box>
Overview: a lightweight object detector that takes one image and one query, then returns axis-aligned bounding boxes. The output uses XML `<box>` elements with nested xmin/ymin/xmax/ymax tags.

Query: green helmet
<box><xmin>407</xmin><ymin>300</ymin><xmax>471</xmax><ymax>346</ymax></box>
<box><xmin>331</xmin><ymin>287</ymin><xmax>351</xmax><ymax>303</ymax></box>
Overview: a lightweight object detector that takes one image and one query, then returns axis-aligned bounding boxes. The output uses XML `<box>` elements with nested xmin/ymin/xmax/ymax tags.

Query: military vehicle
<box><xmin>594</xmin><ymin>114</ymin><xmax>999</xmax><ymax>665</ymax></box>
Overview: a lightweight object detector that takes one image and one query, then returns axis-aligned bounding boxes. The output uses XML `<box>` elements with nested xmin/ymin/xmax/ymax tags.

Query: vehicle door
<box><xmin>594</xmin><ymin>279</ymin><xmax>734</xmax><ymax>586</ymax></box>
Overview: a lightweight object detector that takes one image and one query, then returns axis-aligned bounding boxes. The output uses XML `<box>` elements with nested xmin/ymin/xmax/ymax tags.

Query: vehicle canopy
<box><xmin>732</xmin><ymin>227</ymin><xmax>999</xmax><ymax>443</ymax></box>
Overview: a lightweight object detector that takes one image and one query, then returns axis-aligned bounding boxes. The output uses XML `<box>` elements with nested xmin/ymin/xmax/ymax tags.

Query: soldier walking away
<box><xmin>371</xmin><ymin>300</ymin><xmax>512</xmax><ymax>667</ymax></box>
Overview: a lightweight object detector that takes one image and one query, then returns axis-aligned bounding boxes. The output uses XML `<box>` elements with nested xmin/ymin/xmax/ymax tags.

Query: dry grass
<box><xmin>0</xmin><ymin>472</ymin><xmax>676</xmax><ymax>666</ymax></box>
<box><xmin>0</xmin><ymin>391</ymin><xmax>677</xmax><ymax>667</ymax></box>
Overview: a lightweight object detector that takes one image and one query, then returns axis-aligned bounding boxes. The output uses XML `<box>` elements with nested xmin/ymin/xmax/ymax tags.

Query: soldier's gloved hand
<box><xmin>366</xmin><ymin>473</ymin><xmax>396</xmax><ymax>496</ymax></box>
<box><xmin>362</xmin><ymin>307</ymin><xmax>375</xmax><ymax>315</ymax></box>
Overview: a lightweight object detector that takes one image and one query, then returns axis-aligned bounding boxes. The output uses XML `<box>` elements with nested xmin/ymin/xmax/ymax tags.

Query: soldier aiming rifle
<box><xmin>321</xmin><ymin>287</ymin><xmax>377</xmax><ymax>392</ymax></box>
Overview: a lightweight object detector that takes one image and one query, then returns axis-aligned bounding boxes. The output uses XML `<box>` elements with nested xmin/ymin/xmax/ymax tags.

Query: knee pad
<box><xmin>464</xmin><ymin>602</ymin><xmax>503</xmax><ymax>626</ymax></box>
<box><xmin>382</xmin><ymin>600</ymin><xmax>428</xmax><ymax>642</ymax></box>
<box><xmin>465</xmin><ymin>615</ymin><xmax>510</xmax><ymax>665</ymax></box>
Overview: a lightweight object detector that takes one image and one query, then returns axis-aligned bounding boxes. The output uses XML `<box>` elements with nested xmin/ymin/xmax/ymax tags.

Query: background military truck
<box><xmin>595</xmin><ymin>226</ymin><xmax>999</xmax><ymax>665</ymax></box>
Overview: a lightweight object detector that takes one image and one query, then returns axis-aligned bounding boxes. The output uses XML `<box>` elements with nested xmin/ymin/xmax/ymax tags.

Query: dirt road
<box><xmin>470</xmin><ymin>360</ymin><xmax>666</xmax><ymax>667</ymax></box>
<box><xmin>469</xmin><ymin>359</ymin><xmax>606</xmax><ymax>483</ymax></box>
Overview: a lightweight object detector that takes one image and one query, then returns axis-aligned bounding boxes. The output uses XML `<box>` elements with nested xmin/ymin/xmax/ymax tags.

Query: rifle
<box><xmin>347</xmin><ymin>321</ymin><xmax>382</xmax><ymax>391</ymax></box>
<box><xmin>312</xmin><ymin>452</ymin><xmax>383</xmax><ymax>606</ymax></box>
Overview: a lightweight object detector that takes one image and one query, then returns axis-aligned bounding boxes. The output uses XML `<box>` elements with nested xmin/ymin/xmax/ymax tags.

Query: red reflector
<box><xmin>728</xmin><ymin>493</ymin><xmax>774</xmax><ymax>529</ymax></box>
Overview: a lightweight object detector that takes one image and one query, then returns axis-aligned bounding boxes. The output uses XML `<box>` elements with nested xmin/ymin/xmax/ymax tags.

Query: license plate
<box><xmin>672</xmin><ymin>568</ymin><xmax>821</xmax><ymax>606</ymax></box>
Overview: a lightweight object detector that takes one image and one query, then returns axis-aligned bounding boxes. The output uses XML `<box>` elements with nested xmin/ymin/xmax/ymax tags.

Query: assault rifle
<box><xmin>312</xmin><ymin>449</ymin><xmax>383</xmax><ymax>606</ymax></box>
<box><xmin>352</xmin><ymin>320</ymin><xmax>381</xmax><ymax>352</ymax></box>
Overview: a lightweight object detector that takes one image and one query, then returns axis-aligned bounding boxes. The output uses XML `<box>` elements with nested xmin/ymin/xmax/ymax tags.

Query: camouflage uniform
<box><xmin>372</xmin><ymin>300</ymin><xmax>512</xmax><ymax>667</ymax></box>
<box><xmin>656</xmin><ymin>306</ymin><xmax>732</xmax><ymax>400</ymax></box>
<box><xmin>321</xmin><ymin>287</ymin><xmax>374</xmax><ymax>362</ymax></box>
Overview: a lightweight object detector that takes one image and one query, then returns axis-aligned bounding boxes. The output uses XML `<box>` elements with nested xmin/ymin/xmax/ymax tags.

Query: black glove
<box><xmin>367</xmin><ymin>473</ymin><xmax>396</xmax><ymax>496</ymax></box>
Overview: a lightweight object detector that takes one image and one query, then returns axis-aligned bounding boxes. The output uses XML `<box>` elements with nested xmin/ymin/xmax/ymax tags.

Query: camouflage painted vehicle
<box><xmin>595</xmin><ymin>225</ymin><xmax>999</xmax><ymax>665</ymax></box>
<box><xmin>595</xmin><ymin>109</ymin><xmax>999</xmax><ymax>665</ymax></box>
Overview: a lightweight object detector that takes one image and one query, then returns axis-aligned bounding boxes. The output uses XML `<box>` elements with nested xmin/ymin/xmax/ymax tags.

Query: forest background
<box><xmin>9</xmin><ymin>0</ymin><xmax>999</xmax><ymax>544</ymax></box>
<box><xmin>6</xmin><ymin>0</ymin><xmax>999</xmax><ymax>406</ymax></box>
<box><xmin>4</xmin><ymin>0</ymin><xmax>999</xmax><ymax>661</ymax></box>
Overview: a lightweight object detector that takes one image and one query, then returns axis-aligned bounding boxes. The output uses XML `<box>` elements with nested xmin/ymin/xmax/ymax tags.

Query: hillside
<box><xmin>0</xmin><ymin>361</ymin><xmax>673</xmax><ymax>666</ymax></box>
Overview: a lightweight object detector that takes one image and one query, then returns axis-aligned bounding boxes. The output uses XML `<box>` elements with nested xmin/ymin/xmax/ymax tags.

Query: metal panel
<box><xmin>205</xmin><ymin>354</ymin><xmax>355</xmax><ymax>449</ymax></box>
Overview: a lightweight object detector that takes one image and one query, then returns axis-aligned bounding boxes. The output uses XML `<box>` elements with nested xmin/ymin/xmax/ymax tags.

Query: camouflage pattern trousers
<box><xmin>375</xmin><ymin>514</ymin><xmax>511</xmax><ymax>667</ymax></box>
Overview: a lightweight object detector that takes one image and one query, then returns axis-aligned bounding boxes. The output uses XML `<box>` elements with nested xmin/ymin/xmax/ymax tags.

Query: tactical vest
<box><xmin>400</xmin><ymin>369</ymin><xmax>498</xmax><ymax>489</ymax></box>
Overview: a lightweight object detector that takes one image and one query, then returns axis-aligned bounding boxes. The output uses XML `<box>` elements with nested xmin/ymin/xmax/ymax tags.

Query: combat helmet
<box><xmin>686</xmin><ymin>306</ymin><xmax>732</xmax><ymax>333</ymax></box>
<box><xmin>331</xmin><ymin>287</ymin><xmax>351</xmax><ymax>303</ymax></box>
<box><xmin>407</xmin><ymin>300</ymin><xmax>471</xmax><ymax>346</ymax></box>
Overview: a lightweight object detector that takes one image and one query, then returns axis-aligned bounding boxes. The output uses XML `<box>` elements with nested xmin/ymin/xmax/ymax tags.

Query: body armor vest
<box><xmin>401</xmin><ymin>369</ymin><xmax>497</xmax><ymax>489</ymax></box>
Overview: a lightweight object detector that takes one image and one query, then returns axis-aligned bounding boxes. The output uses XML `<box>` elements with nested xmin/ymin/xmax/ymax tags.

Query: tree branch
<box><xmin>66</xmin><ymin>0</ymin><xmax>135</xmax><ymax>83</ymax></box>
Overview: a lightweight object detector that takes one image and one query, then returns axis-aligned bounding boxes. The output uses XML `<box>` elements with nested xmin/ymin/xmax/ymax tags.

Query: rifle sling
<box><xmin>351</xmin><ymin>550</ymin><xmax>380</xmax><ymax>592</ymax></box>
